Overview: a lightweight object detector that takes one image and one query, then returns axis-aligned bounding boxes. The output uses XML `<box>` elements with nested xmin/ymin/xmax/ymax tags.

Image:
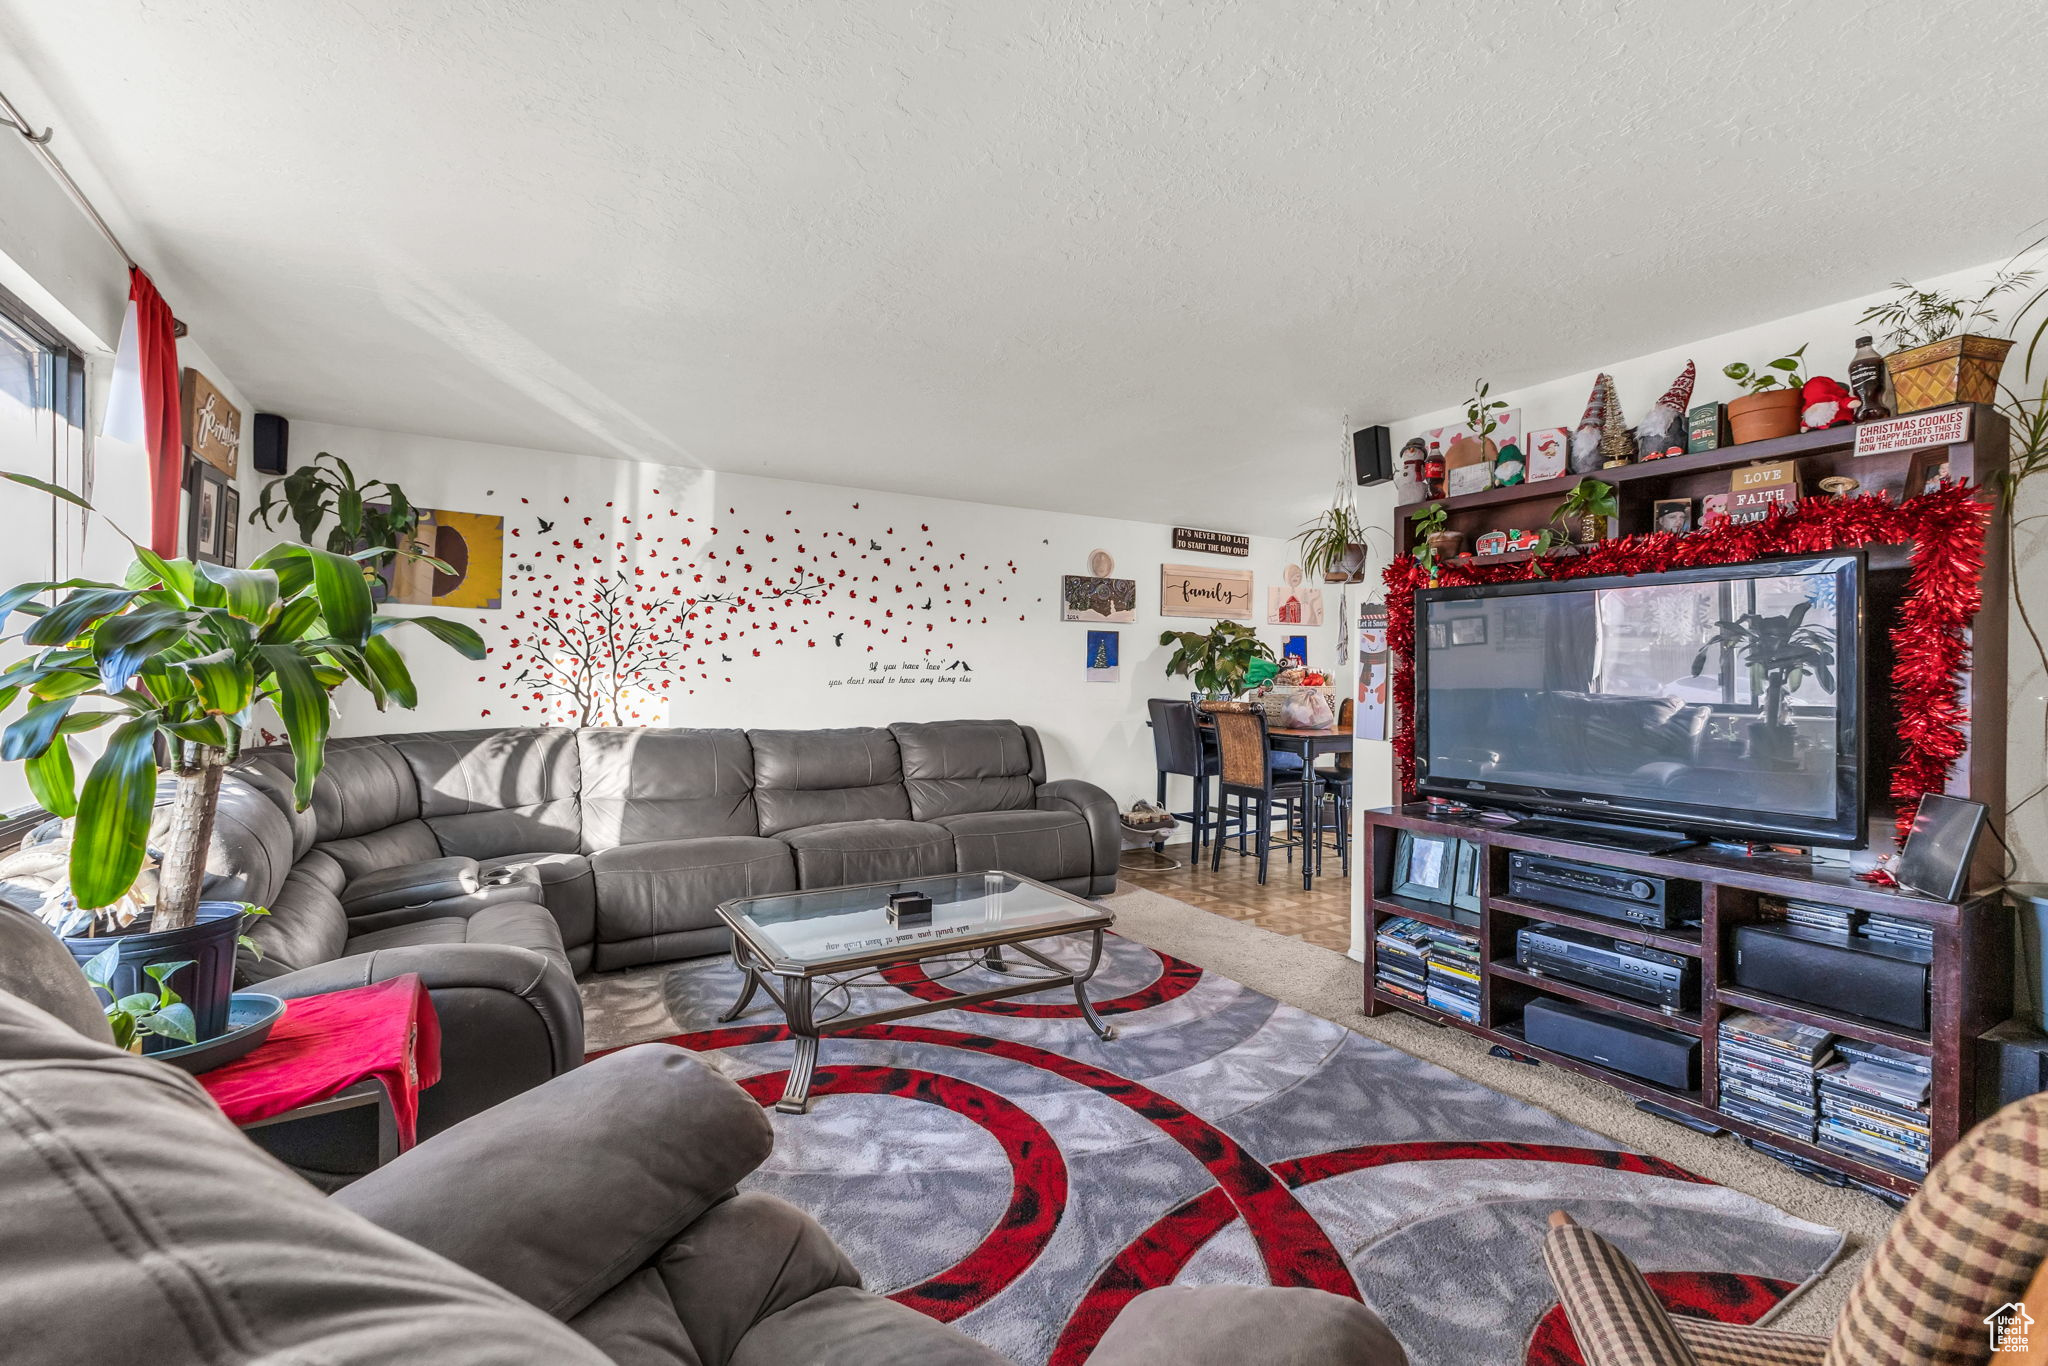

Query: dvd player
<box><xmin>1507</xmin><ymin>851</ymin><xmax>1699</xmax><ymax>929</ymax></box>
<box><xmin>1515</xmin><ymin>923</ymin><xmax>1695</xmax><ymax>1012</ymax></box>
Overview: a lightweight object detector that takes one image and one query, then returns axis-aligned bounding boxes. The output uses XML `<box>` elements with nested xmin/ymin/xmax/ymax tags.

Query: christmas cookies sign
<box><xmin>1853</xmin><ymin>407</ymin><xmax>1972</xmax><ymax>458</ymax></box>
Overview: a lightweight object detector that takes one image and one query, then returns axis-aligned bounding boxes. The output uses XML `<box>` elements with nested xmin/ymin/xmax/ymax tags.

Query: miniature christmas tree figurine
<box><xmin>1568</xmin><ymin>373</ymin><xmax>1611</xmax><ymax>474</ymax></box>
<box><xmin>1598</xmin><ymin>376</ymin><xmax>1634</xmax><ymax>468</ymax></box>
<box><xmin>1634</xmin><ymin>360</ymin><xmax>1695</xmax><ymax>461</ymax></box>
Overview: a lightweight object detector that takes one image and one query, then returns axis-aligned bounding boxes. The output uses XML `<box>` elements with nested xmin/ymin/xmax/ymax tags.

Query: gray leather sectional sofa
<box><xmin>201</xmin><ymin>719</ymin><xmax>1118</xmax><ymax>1144</ymax></box>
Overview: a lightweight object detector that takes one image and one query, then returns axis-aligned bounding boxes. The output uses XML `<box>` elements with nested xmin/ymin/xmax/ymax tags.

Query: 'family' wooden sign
<box><xmin>1160</xmin><ymin>564</ymin><xmax>1255</xmax><ymax>620</ymax></box>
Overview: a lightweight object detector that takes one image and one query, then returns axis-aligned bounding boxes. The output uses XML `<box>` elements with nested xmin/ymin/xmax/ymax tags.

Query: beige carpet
<box><xmin>578</xmin><ymin>883</ymin><xmax>1896</xmax><ymax>1339</ymax></box>
<box><xmin>1092</xmin><ymin>885</ymin><xmax>1891</xmax><ymax>1337</ymax></box>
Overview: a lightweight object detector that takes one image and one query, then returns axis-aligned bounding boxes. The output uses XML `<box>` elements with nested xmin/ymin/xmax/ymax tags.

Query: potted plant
<box><xmin>1551</xmin><ymin>477</ymin><xmax>1618</xmax><ymax>547</ymax></box>
<box><xmin>1722</xmin><ymin>345</ymin><xmax>1809</xmax><ymax>443</ymax></box>
<box><xmin>0</xmin><ymin>473</ymin><xmax>485</xmax><ymax>1040</ymax></box>
<box><xmin>1450</xmin><ymin>379</ymin><xmax>1513</xmax><ymax>488</ymax></box>
<box><xmin>1859</xmin><ymin>250</ymin><xmax>2039</xmax><ymax>413</ymax></box>
<box><xmin>80</xmin><ymin>943</ymin><xmax>197</xmax><ymax>1053</ymax></box>
<box><xmin>1294</xmin><ymin>502</ymin><xmax>1371</xmax><ymax>583</ymax></box>
<box><xmin>1409</xmin><ymin>503</ymin><xmax>1463</xmax><ymax>574</ymax></box>
<box><xmin>1689</xmin><ymin>602</ymin><xmax>1837</xmax><ymax>767</ymax></box>
<box><xmin>249</xmin><ymin>452</ymin><xmax>427</xmax><ymax>577</ymax></box>
<box><xmin>1157</xmin><ymin>621</ymin><xmax>1275</xmax><ymax>699</ymax></box>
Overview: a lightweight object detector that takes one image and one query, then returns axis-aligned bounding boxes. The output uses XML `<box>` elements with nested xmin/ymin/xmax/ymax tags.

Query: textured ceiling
<box><xmin>2</xmin><ymin>1</ymin><xmax>2044</xmax><ymax>534</ymax></box>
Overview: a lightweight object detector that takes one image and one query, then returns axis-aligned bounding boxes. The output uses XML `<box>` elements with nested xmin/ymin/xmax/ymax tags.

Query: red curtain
<box><xmin>129</xmin><ymin>267</ymin><xmax>183</xmax><ymax>557</ymax></box>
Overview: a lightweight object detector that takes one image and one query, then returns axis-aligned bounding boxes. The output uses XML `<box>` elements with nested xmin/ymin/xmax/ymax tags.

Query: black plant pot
<box><xmin>63</xmin><ymin>901</ymin><xmax>245</xmax><ymax>1050</ymax></box>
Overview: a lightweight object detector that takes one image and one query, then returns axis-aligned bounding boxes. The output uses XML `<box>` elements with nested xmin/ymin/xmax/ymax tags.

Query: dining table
<box><xmin>1258</xmin><ymin>725</ymin><xmax>1352</xmax><ymax>890</ymax></box>
<box><xmin>1177</xmin><ymin>715</ymin><xmax>1351</xmax><ymax>890</ymax></box>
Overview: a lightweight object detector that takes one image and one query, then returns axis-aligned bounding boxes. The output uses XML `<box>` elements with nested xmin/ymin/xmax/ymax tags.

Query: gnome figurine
<box><xmin>1568</xmin><ymin>374</ymin><xmax>1612</xmax><ymax>475</ymax></box>
<box><xmin>1597</xmin><ymin>378</ymin><xmax>1634</xmax><ymax>468</ymax></box>
<box><xmin>1635</xmin><ymin>361</ymin><xmax>1696</xmax><ymax>461</ymax></box>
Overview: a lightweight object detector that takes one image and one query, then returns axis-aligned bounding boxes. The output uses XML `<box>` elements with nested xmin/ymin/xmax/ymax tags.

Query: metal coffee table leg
<box><xmin>719</xmin><ymin>937</ymin><xmax>763</xmax><ymax>1023</ymax></box>
<box><xmin>777</xmin><ymin>974</ymin><xmax>820</xmax><ymax>1114</ymax></box>
<box><xmin>1072</xmin><ymin>929</ymin><xmax>1117</xmax><ymax>1041</ymax></box>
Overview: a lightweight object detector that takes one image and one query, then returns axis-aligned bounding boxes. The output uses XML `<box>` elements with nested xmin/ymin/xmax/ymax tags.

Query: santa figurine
<box><xmin>1800</xmin><ymin>376</ymin><xmax>1856</xmax><ymax>432</ymax></box>
<box><xmin>1634</xmin><ymin>360</ymin><xmax>1696</xmax><ymax>461</ymax></box>
<box><xmin>1568</xmin><ymin>374</ymin><xmax>1611</xmax><ymax>475</ymax></box>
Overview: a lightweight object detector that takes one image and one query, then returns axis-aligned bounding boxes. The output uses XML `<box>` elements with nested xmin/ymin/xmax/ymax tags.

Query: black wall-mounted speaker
<box><xmin>253</xmin><ymin>412</ymin><xmax>289</xmax><ymax>476</ymax></box>
<box><xmin>1353</xmin><ymin>425</ymin><xmax>1392</xmax><ymax>486</ymax></box>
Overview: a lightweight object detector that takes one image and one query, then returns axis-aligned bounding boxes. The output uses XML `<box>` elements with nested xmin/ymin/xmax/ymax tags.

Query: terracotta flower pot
<box><xmin>1884</xmin><ymin>334</ymin><xmax>2014</xmax><ymax>414</ymax></box>
<box><xmin>1726</xmin><ymin>389</ymin><xmax>1802</xmax><ymax>444</ymax></box>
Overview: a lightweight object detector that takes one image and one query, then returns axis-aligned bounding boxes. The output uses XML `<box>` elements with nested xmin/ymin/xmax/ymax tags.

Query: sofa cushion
<box><xmin>577</xmin><ymin>727</ymin><xmax>758</xmax><ymax>849</ymax></box>
<box><xmin>776</xmin><ymin>820</ymin><xmax>956</xmax><ymax>889</ymax></box>
<box><xmin>932</xmin><ymin>809</ymin><xmax>1093</xmax><ymax>884</ymax></box>
<box><xmin>481</xmin><ymin>852</ymin><xmax>597</xmax><ymax>965</ymax></box>
<box><xmin>749</xmin><ymin>727</ymin><xmax>911</xmax><ymax>836</ymax></box>
<box><xmin>343</xmin><ymin>901</ymin><xmax>572</xmax><ymax>983</ymax></box>
<box><xmin>199</xmin><ymin>770</ymin><xmax>299</xmax><ymax>908</ymax></box>
<box><xmin>315</xmin><ymin>819</ymin><xmax>445</xmax><ymax>885</ymax></box>
<box><xmin>246</xmin><ymin>735</ymin><xmax>420</xmax><ymax>844</ymax></box>
<box><xmin>588</xmin><ymin>837</ymin><xmax>795</xmax><ymax>949</ymax></box>
<box><xmin>890</xmin><ymin>720</ymin><xmax>1037</xmax><ymax>821</ymax></box>
<box><xmin>238</xmin><ymin>852</ymin><xmax>350</xmax><ymax>982</ymax></box>
<box><xmin>391</xmin><ymin>729</ymin><xmax>582</xmax><ymax>859</ymax></box>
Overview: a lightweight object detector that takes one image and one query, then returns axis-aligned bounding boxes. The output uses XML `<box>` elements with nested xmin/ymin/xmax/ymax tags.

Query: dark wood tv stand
<box><xmin>1361</xmin><ymin>803</ymin><xmax>2011</xmax><ymax>1195</ymax></box>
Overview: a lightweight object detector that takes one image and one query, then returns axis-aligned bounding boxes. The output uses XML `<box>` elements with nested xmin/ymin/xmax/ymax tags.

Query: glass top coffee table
<box><xmin>715</xmin><ymin>870</ymin><xmax>1117</xmax><ymax>1113</ymax></box>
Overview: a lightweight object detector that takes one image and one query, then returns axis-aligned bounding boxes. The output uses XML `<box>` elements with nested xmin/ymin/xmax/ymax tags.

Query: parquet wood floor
<box><xmin>1118</xmin><ymin>836</ymin><xmax>1353</xmax><ymax>953</ymax></box>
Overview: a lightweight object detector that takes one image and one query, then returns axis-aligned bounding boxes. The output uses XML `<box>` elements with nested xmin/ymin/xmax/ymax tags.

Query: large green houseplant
<box><xmin>0</xmin><ymin>473</ymin><xmax>484</xmax><ymax>1032</ymax></box>
<box><xmin>1158</xmin><ymin>621</ymin><xmax>1274</xmax><ymax>699</ymax></box>
<box><xmin>249</xmin><ymin>451</ymin><xmax>424</xmax><ymax>573</ymax></box>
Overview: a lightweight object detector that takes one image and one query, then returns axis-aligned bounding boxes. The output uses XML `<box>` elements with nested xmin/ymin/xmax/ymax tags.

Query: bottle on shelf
<box><xmin>1423</xmin><ymin>440</ymin><xmax>1446</xmax><ymax>499</ymax></box>
<box><xmin>1849</xmin><ymin>336</ymin><xmax>1890</xmax><ymax>421</ymax></box>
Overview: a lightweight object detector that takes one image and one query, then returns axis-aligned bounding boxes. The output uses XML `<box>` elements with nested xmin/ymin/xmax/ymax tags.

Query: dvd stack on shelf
<box><xmin>1818</xmin><ymin>1042</ymin><xmax>1933</xmax><ymax>1178</ymax></box>
<box><xmin>1764</xmin><ymin>896</ymin><xmax>1860</xmax><ymax>936</ymax></box>
<box><xmin>1373</xmin><ymin>917</ymin><xmax>1433</xmax><ymax>1008</ymax></box>
<box><xmin>1373</xmin><ymin>916</ymin><xmax>1482</xmax><ymax>1022</ymax></box>
<box><xmin>1716</xmin><ymin>1012</ymin><xmax>1835</xmax><ymax>1142</ymax></box>
<box><xmin>1423</xmin><ymin>927</ymin><xmax>1482</xmax><ymax>1023</ymax></box>
<box><xmin>1859</xmin><ymin>913</ymin><xmax>1935</xmax><ymax>955</ymax></box>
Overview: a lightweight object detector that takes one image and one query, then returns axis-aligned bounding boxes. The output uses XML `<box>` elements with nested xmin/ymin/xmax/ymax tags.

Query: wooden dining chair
<box><xmin>1199</xmin><ymin>702</ymin><xmax>1305</xmax><ymax>885</ymax></box>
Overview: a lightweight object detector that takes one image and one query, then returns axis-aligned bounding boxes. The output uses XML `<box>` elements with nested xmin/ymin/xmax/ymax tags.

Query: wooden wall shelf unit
<box><xmin>1361</xmin><ymin>805</ymin><xmax>2013</xmax><ymax>1196</ymax></box>
<box><xmin>1395</xmin><ymin>399</ymin><xmax>2011</xmax><ymax>888</ymax></box>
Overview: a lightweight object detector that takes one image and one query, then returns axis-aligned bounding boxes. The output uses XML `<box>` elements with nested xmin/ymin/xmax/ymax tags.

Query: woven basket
<box><xmin>1253</xmin><ymin>685</ymin><xmax>1338</xmax><ymax>728</ymax></box>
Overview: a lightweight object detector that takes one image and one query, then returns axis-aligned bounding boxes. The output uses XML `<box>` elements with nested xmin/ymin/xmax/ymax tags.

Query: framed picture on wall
<box><xmin>185</xmin><ymin>456</ymin><xmax>228</xmax><ymax>565</ymax></box>
<box><xmin>221</xmin><ymin>487</ymin><xmax>241</xmax><ymax>567</ymax></box>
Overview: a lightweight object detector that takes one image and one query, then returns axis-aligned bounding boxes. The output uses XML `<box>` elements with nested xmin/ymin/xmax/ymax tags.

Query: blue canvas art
<box><xmin>1086</xmin><ymin>629</ymin><xmax>1119</xmax><ymax>683</ymax></box>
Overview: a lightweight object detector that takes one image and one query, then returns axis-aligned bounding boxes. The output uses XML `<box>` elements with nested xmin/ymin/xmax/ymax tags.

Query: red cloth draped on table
<box><xmin>198</xmin><ymin>975</ymin><xmax>441</xmax><ymax>1150</ymax></box>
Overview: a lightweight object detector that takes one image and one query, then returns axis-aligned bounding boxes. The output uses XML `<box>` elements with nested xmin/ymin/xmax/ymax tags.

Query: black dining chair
<box><xmin>1199</xmin><ymin>702</ymin><xmax>1306</xmax><ymax>885</ymax></box>
<box><xmin>1147</xmin><ymin>697</ymin><xmax>1232</xmax><ymax>858</ymax></box>
<box><xmin>1311</xmin><ymin>696</ymin><xmax>1354</xmax><ymax>878</ymax></box>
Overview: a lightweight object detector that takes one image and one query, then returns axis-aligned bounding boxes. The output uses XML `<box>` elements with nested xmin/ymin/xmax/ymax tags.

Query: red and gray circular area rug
<box><xmin>603</xmin><ymin>934</ymin><xmax>1842</xmax><ymax>1365</ymax></box>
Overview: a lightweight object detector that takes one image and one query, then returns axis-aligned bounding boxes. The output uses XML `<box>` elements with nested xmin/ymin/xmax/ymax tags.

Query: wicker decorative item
<box><xmin>1885</xmin><ymin>334</ymin><xmax>2015</xmax><ymax>414</ymax></box>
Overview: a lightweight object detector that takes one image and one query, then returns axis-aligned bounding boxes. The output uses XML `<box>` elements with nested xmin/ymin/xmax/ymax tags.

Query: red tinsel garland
<box><xmin>1383</xmin><ymin>484</ymin><xmax>1990</xmax><ymax>847</ymax></box>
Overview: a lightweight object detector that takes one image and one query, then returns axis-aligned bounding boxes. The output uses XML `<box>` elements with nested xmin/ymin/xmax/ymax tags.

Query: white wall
<box><xmin>264</xmin><ymin>422</ymin><xmax>1352</xmax><ymax>811</ymax></box>
<box><xmin>1348</xmin><ymin>256</ymin><xmax>2048</xmax><ymax>954</ymax></box>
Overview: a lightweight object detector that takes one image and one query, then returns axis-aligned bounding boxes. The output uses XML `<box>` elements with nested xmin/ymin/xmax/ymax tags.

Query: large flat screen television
<box><xmin>1414</xmin><ymin>553</ymin><xmax>1866</xmax><ymax>848</ymax></box>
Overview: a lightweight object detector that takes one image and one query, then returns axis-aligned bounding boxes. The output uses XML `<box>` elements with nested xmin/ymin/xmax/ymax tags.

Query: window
<box><xmin>0</xmin><ymin>284</ymin><xmax>87</xmax><ymax>819</ymax></box>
